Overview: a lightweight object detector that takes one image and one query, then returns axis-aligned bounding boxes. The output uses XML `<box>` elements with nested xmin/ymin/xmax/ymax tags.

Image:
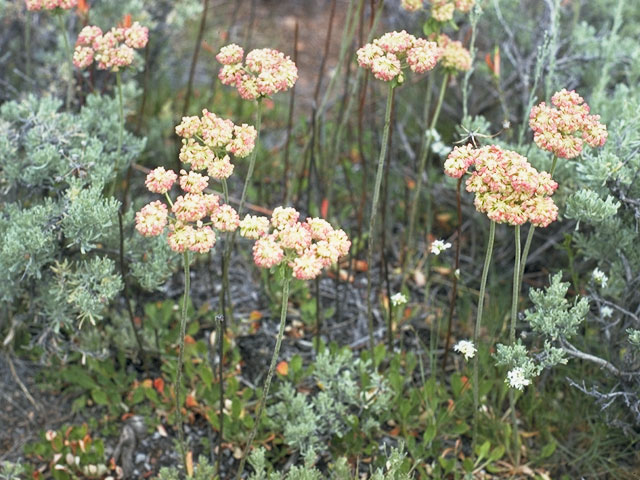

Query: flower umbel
<box><xmin>454</xmin><ymin>340</ymin><xmax>477</xmax><ymax>360</ymax></box>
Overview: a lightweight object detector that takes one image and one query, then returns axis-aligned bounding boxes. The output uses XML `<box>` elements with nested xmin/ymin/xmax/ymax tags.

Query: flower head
<box><xmin>390</xmin><ymin>292</ymin><xmax>408</xmax><ymax>307</ymax></box>
<box><xmin>26</xmin><ymin>0</ymin><xmax>78</xmax><ymax>11</ymax></box>
<box><xmin>135</xmin><ymin>201</ymin><xmax>168</xmax><ymax>236</ymax></box>
<box><xmin>211</xmin><ymin>204</ymin><xmax>240</xmax><ymax>232</ymax></box>
<box><xmin>436</xmin><ymin>34</ymin><xmax>472</xmax><ymax>73</ymax></box>
<box><xmin>430</xmin><ymin>239</ymin><xmax>452</xmax><ymax>255</ymax></box>
<box><xmin>432</xmin><ymin>1</ymin><xmax>455</xmax><ymax>22</ymax></box>
<box><xmin>591</xmin><ymin>268</ymin><xmax>608</xmax><ymax>288</ymax></box>
<box><xmin>145</xmin><ymin>167</ymin><xmax>177</xmax><ymax>194</ymax></box>
<box><xmin>216</xmin><ymin>45</ymin><xmax>298</xmax><ymax>99</ymax></box>
<box><xmin>454</xmin><ymin>340</ymin><xmax>476</xmax><ymax>360</ymax></box>
<box><xmin>506</xmin><ymin>367</ymin><xmax>531</xmax><ymax>390</ymax></box>
<box><xmin>73</xmin><ymin>21</ymin><xmax>147</xmax><ymax>72</ymax></box>
<box><xmin>401</xmin><ymin>0</ymin><xmax>423</xmax><ymax>11</ymax></box>
<box><xmin>243</xmin><ymin>206</ymin><xmax>350</xmax><ymax>280</ymax></box>
<box><xmin>529</xmin><ymin>89</ymin><xmax>607</xmax><ymax>158</ymax></box>
<box><xmin>445</xmin><ymin>145</ymin><xmax>558</xmax><ymax>227</ymax></box>
<box><xmin>357</xmin><ymin>31</ymin><xmax>441</xmax><ymax>83</ymax></box>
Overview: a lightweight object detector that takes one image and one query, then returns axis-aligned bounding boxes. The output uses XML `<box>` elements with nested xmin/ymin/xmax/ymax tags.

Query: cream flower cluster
<box><xmin>175</xmin><ymin>110</ymin><xmax>257</xmax><ymax>181</ymax></box>
<box><xmin>444</xmin><ymin>145</ymin><xmax>559</xmax><ymax>227</ymax></box>
<box><xmin>357</xmin><ymin>31</ymin><xmax>442</xmax><ymax>83</ymax></box>
<box><xmin>400</xmin><ymin>0</ymin><xmax>474</xmax><ymax>19</ymax></box>
<box><xmin>136</xmin><ymin>167</ymin><xmax>240</xmax><ymax>254</ymax></box>
<box><xmin>73</xmin><ymin>22</ymin><xmax>148</xmax><ymax>71</ymax></box>
<box><xmin>216</xmin><ymin>44</ymin><xmax>298</xmax><ymax>100</ymax></box>
<box><xmin>26</xmin><ymin>0</ymin><xmax>77</xmax><ymax>11</ymax></box>
<box><xmin>435</xmin><ymin>34</ymin><xmax>472</xmax><ymax>73</ymax></box>
<box><xmin>454</xmin><ymin>340</ymin><xmax>476</xmax><ymax>360</ymax></box>
<box><xmin>238</xmin><ymin>207</ymin><xmax>351</xmax><ymax>280</ymax></box>
<box><xmin>529</xmin><ymin>89</ymin><xmax>608</xmax><ymax>159</ymax></box>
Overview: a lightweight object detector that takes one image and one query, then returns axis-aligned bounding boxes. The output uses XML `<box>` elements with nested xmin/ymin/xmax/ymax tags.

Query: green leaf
<box><xmin>423</xmin><ymin>424</ymin><xmax>437</xmax><ymax>445</ymax></box>
<box><xmin>91</xmin><ymin>388</ymin><xmax>109</xmax><ymax>405</ymax></box>
<box><xmin>489</xmin><ymin>445</ymin><xmax>505</xmax><ymax>462</ymax></box>
<box><xmin>475</xmin><ymin>440</ymin><xmax>490</xmax><ymax>460</ymax></box>
<box><xmin>539</xmin><ymin>440</ymin><xmax>557</xmax><ymax>459</ymax></box>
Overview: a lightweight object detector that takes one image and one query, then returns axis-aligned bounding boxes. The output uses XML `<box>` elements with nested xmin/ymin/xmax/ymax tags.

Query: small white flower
<box><xmin>453</xmin><ymin>340</ymin><xmax>476</xmax><ymax>360</ymax></box>
<box><xmin>454</xmin><ymin>268</ymin><xmax>460</xmax><ymax>279</ymax></box>
<box><xmin>592</xmin><ymin>268</ymin><xmax>608</xmax><ymax>288</ymax></box>
<box><xmin>506</xmin><ymin>367</ymin><xmax>530</xmax><ymax>390</ymax></box>
<box><xmin>430</xmin><ymin>239</ymin><xmax>452</xmax><ymax>256</ymax></box>
<box><xmin>600</xmin><ymin>306</ymin><xmax>613</xmax><ymax>318</ymax></box>
<box><xmin>390</xmin><ymin>292</ymin><xmax>408</xmax><ymax>307</ymax></box>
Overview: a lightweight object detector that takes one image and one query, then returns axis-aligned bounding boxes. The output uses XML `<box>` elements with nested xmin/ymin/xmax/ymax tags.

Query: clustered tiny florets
<box><xmin>175</xmin><ymin>110</ymin><xmax>257</xmax><ymax>180</ymax></box>
<box><xmin>529</xmin><ymin>89</ymin><xmax>607</xmax><ymax>159</ymax></box>
<box><xmin>400</xmin><ymin>0</ymin><xmax>475</xmax><ymax>20</ymax></box>
<box><xmin>357</xmin><ymin>31</ymin><xmax>442</xmax><ymax>83</ymax></box>
<box><xmin>73</xmin><ymin>22</ymin><xmax>148</xmax><ymax>71</ymax></box>
<box><xmin>135</xmin><ymin>138</ymin><xmax>242</xmax><ymax>253</ymax></box>
<box><xmin>216</xmin><ymin>44</ymin><xmax>298</xmax><ymax>100</ymax></box>
<box><xmin>25</xmin><ymin>0</ymin><xmax>77</xmax><ymax>11</ymax></box>
<box><xmin>435</xmin><ymin>34</ymin><xmax>472</xmax><ymax>73</ymax></box>
<box><xmin>444</xmin><ymin>145</ymin><xmax>559</xmax><ymax>227</ymax></box>
<box><xmin>238</xmin><ymin>207</ymin><xmax>351</xmax><ymax>280</ymax></box>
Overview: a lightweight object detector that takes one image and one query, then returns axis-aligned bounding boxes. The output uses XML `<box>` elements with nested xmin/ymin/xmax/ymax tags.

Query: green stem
<box><xmin>403</xmin><ymin>72</ymin><xmax>449</xmax><ymax>287</ymax></box>
<box><xmin>238</xmin><ymin>100</ymin><xmax>262</xmax><ymax>216</ymax></box>
<box><xmin>236</xmin><ymin>273</ymin><xmax>291</xmax><ymax>479</ymax></box>
<box><xmin>509</xmin><ymin>225</ymin><xmax>521</xmax><ymax>464</ymax></box>
<box><xmin>55</xmin><ymin>12</ymin><xmax>73</xmax><ymax>110</ymax></box>
<box><xmin>517</xmin><ymin>155</ymin><xmax>557</xmax><ymax>287</ymax></box>
<box><xmin>365</xmin><ymin>83</ymin><xmax>395</xmax><ymax>354</ymax></box>
<box><xmin>473</xmin><ymin>220</ymin><xmax>496</xmax><ymax>447</ymax></box>
<box><xmin>176</xmin><ymin>252</ymin><xmax>191</xmax><ymax>470</ymax></box>
<box><xmin>108</xmin><ymin>72</ymin><xmax>125</xmax><ymax>198</ymax></box>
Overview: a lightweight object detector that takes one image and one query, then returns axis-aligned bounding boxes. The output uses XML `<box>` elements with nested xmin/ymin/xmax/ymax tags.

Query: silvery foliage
<box><xmin>248</xmin><ymin>444</ymin><xmax>409</xmax><ymax>480</ymax></box>
<box><xmin>0</xmin><ymin>94</ymin><xmax>174</xmax><ymax>338</ymax></box>
<box><xmin>267</xmin><ymin>348</ymin><xmax>393</xmax><ymax>457</ymax></box>
<box><xmin>495</xmin><ymin>273</ymin><xmax>589</xmax><ymax>385</ymax></box>
<box><xmin>155</xmin><ymin>456</ymin><xmax>215</xmax><ymax>480</ymax></box>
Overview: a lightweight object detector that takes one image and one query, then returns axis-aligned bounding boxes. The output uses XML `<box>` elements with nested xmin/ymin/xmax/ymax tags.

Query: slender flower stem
<box><xmin>473</xmin><ymin>220</ymin><xmax>496</xmax><ymax>446</ymax></box>
<box><xmin>365</xmin><ymin>83</ymin><xmax>395</xmax><ymax>354</ymax></box>
<box><xmin>236</xmin><ymin>273</ymin><xmax>291</xmax><ymax>479</ymax></box>
<box><xmin>55</xmin><ymin>12</ymin><xmax>73</xmax><ymax>110</ymax></box>
<box><xmin>108</xmin><ymin>72</ymin><xmax>125</xmax><ymax>198</ymax></box>
<box><xmin>517</xmin><ymin>155</ymin><xmax>558</xmax><ymax>287</ymax></box>
<box><xmin>403</xmin><ymin>72</ymin><xmax>449</xmax><ymax>288</ymax></box>
<box><xmin>509</xmin><ymin>225</ymin><xmax>521</xmax><ymax>464</ymax></box>
<box><xmin>222</xmin><ymin>100</ymin><xmax>262</xmax><ymax>324</ymax></box>
<box><xmin>175</xmin><ymin>252</ymin><xmax>191</xmax><ymax>470</ymax></box>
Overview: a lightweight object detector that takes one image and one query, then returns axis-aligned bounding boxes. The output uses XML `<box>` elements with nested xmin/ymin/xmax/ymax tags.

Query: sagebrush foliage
<box><xmin>0</xmin><ymin>93</ymin><xmax>175</xmax><ymax>337</ymax></box>
<box><xmin>267</xmin><ymin>348</ymin><xmax>393</xmax><ymax>457</ymax></box>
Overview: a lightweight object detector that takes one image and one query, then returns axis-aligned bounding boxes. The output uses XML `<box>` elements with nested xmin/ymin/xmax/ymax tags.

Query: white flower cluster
<box><xmin>506</xmin><ymin>367</ymin><xmax>530</xmax><ymax>390</ymax></box>
<box><xmin>453</xmin><ymin>340</ymin><xmax>476</xmax><ymax>360</ymax></box>
<box><xmin>390</xmin><ymin>292</ymin><xmax>408</xmax><ymax>307</ymax></box>
<box><xmin>430</xmin><ymin>239</ymin><xmax>452</xmax><ymax>255</ymax></box>
<box><xmin>591</xmin><ymin>268</ymin><xmax>608</xmax><ymax>288</ymax></box>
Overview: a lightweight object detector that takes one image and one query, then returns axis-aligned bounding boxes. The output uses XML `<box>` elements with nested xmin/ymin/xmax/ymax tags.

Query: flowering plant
<box><xmin>445</xmin><ymin>144</ymin><xmax>558</xmax><ymax>227</ymax></box>
<box><xmin>73</xmin><ymin>22</ymin><xmax>149</xmax><ymax>71</ymax></box>
<box><xmin>529</xmin><ymin>89</ymin><xmax>607</xmax><ymax>159</ymax></box>
<box><xmin>174</xmin><ymin>110</ymin><xmax>257</xmax><ymax>181</ymax></box>
<box><xmin>238</xmin><ymin>207</ymin><xmax>351</xmax><ymax>280</ymax></box>
<box><xmin>216</xmin><ymin>44</ymin><xmax>298</xmax><ymax>100</ymax></box>
<box><xmin>356</xmin><ymin>30</ymin><xmax>441</xmax><ymax>83</ymax></box>
<box><xmin>25</xmin><ymin>0</ymin><xmax>76</xmax><ymax>11</ymax></box>
<box><xmin>135</xmin><ymin>166</ymin><xmax>239</xmax><ymax>254</ymax></box>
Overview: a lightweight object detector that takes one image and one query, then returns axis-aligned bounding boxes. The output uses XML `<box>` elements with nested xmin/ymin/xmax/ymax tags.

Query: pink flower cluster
<box><xmin>216</xmin><ymin>44</ymin><xmax>298</xmax><ymax>100</ymax></box>
<box><xmin>435</xmin><ymin>34</ymin><xmax>472</xmax><ymax>72</ymax></box>
<box><xmin>73</xmin><ymin>22</ymin><xmax>148</xmax><ymax>71</ymax></box>
<box><xmin>25</xmin><ymin>0</ymin><xmax>77</xmax><ymax>11</ymax></box>
<box><xmin>175</xmin><ymin>110</ymin><xmax>257</xmax><ymax>180</ymax></box>
<box><xmin>444</xmin><ymin>145</ymin><xmax>559</xmax><ymax>227</ymax></box>
<box><xmin>238</xmin><ymin>207</ymin><xmax>351</xmax><ymax>280</ymax></box>
<box><xmin>529</xmin><ymin>89</ymin><xmax>607</xmax><ymax>159</ymax></box>
<box><xmin>357</xmin><ymin>31</ymin><xmax>442</xmax><ymax>83</ymax></box>
<box><xmin>135</xmin><ymin>167</ymin><xmax>240</xmax><ymax>254</ymax></box>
